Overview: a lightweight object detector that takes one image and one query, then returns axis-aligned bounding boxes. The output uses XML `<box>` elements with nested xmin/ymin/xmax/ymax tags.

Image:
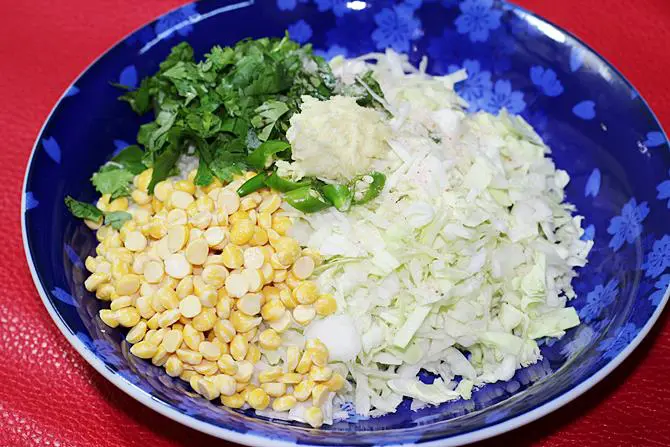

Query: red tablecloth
<box><xmin>1</xmin><ymin>1</ymin><xmax>669</xmax><ymax>446</ymax></box>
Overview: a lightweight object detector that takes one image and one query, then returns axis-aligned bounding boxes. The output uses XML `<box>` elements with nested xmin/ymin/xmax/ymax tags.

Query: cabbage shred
<box><xmin>289</xmin><ymin>50</ymin><xmax>593</xmax><ymax>417</ymax></box>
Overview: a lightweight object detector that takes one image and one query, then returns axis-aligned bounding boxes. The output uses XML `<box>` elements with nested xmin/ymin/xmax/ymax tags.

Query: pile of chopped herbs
<box><xmin>66</xmin><ymin>35</ymin><xmax>385</xmax><ymax>219</ymax></box>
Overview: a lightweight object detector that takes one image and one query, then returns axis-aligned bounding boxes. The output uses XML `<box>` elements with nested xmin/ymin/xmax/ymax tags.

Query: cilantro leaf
<box><xmin>247</xmin><ymin>140</ymin><xmax>290</xmax><ymax>170</ymax></box>
<box><xmin>162</xmin><ymin>62</ymin><xmax>203</xmax><ymax>104</ymax></box>
<box><xmin>91</xmin><ymin>167</ymin><xmax>135</xmax><ymax>199</ymax></box>
<box><xmin>205</xmin><ymin>45</ymin><xmax>235</xmax><ymax>70</ymax></box>
<box><xmin>148</xmin><ymin>144</ymin><xmax>180</xmax><ymax>194</ymax></box>
<box><xmin>252</xmin><ymin>100</ymin><xmax>289</xmax><ymax>141</ymax></box>
<box><xmin>115</xmin><ymin>34</ymin><xmax>338</xmax><ymax>194</ymax></box>
<box><xmin>159</xmin><ymin>42</ymin><xmax>195</xmax><ymax>72</ymax></box>
<box><xmin>104</xmin><ymin>211</ymin><xmax>132</xmax><ymax>230</ymax></box>
<box><xmin>221</xmin><ymin>117</ymin><xmax>249</xmax><ymax>138</ymax></box>
<box><xmin>65</xmin><ymin>197</ymin><xmax>131</xmax><ymax>229</ymax></box>
<box><xmin>64</xmin><ymin>196</ymin><xmax>103</xmax><ymax>222</ymax></box>
<box><xmin>119</xmin><ymin>78</ymin><xmax>152</xmax><ymax>114</ymax></box>
<box><xmin>111</xmin><ymin>145</ymin><xmax>146</xmax><ymax>174</ymax></box>
<box><xmin>209</xmin><ymin>135</ymin><xmax>247</xmax><ymax>182</ymax></box>
<box><xmin>186</xmin><ymin>111</ymin><xmax>222</xmax><ymax>138</ymax></box>
<box><xmin>147</xmin><ymin>107</ymin><xmax>179</xmax><ymax>152</ymax></box>
<box><xmin>193</xmin><ymin>140</ymin><xmax>215</xmax><ymax>187</ymax></box>
<box><xmin>210</xmin><ymin>160</ymin><xmax>245</xmax><ymax>182</ymax></box>
<box><xmin>194</xmin><ymin>160</ymin><xmax>215</xmax><ymax>186</ymax></box>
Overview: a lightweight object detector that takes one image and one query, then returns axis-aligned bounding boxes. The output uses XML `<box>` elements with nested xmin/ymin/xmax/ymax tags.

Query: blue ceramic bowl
<box><xmin>22</xmin><ymin>1</ymin><xmax>670</xmax><ymax>445</ymax></box>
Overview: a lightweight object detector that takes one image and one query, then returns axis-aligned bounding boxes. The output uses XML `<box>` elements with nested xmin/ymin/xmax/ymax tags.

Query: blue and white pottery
<box><xmin>21</xmin><ymin>0</ymin><xmax>670</xmax><ymax>445</ymax></box>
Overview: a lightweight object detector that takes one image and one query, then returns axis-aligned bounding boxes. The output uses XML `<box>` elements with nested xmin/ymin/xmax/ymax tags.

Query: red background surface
<box><xmin>1</xmin><ymin>1</ymin><xmax>669</xmax><ymax>446</ymax></box>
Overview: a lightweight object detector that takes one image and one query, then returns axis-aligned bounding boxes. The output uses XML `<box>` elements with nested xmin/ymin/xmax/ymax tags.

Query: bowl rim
<box><xmin>20</xmin><ymin>1</ymin><xmax>670</xmax><ymax>446</ymax></box>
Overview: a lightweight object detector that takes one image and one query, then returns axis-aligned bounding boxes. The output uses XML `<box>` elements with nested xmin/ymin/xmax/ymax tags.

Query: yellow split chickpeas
<box><xmin>83</xmin><ymin>168</ymin><xmax>343</xmax><ymax>427</ymax></box>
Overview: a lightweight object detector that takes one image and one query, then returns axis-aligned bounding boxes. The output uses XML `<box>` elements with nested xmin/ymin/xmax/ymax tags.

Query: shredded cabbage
<box><xmin>287</xmin><ymin>50</ymin><xmax>592</xmax><ymax>418</ymax></box>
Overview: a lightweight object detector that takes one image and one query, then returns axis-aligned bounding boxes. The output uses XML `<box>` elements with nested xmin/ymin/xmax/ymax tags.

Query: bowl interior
<box><xmin>23</xmin><ymin>0</ymin><xmax>670</xmax><ymax>445</ymax></box>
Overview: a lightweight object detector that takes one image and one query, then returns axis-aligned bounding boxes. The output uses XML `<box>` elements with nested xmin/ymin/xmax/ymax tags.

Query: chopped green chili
<box><xmin>322</xmin><ymin>184</ymin><xmax>353</xmax><ymax>212</ymax></box>
<box><xmin>264</xmin><ymin>171</ymin><xmax>311</xmax><ymax>192</ymax></box>
<box><xmin>283</xmin><ymin>186</ymin><xmax>332</xmax><ymax>213</ymax></box>
<box><xmin>237</xmin><ymin>172</ymin><xmax>269</xmax><ymax>197</ymax></box>
<box><xmin>352</xmin><ymin>172</ymin><xmax>386</xmax><ymax>205</ymax></box>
